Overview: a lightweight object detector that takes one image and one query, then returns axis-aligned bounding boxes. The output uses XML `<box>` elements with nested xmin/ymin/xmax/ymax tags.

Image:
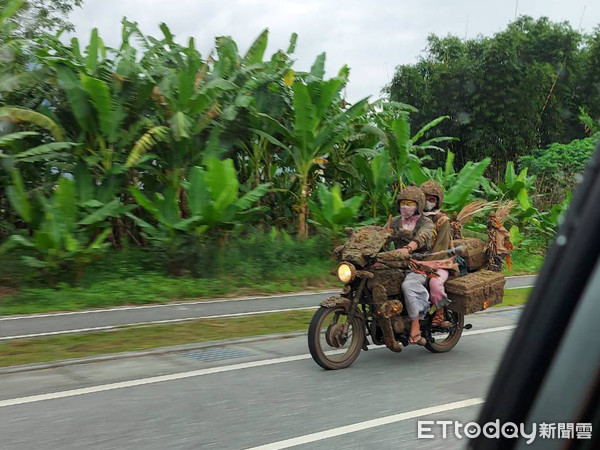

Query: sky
<box><xmin>68</xmin><ymin>0</ymin><xmax>599</xmax><ymax>101</ymax></box>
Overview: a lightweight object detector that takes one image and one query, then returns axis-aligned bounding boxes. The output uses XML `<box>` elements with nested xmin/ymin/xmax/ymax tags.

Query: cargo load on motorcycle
<box><xmin>308</xmin><ymin>198</ymin><xmax>514</xmax><ymax>370</ymax></box>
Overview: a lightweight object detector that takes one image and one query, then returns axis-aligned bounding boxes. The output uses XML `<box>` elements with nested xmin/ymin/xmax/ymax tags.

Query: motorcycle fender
<box><xmin>320</xmin><ymin>295</ymin><xmax>352</xmax><ymax>312</ymax></box>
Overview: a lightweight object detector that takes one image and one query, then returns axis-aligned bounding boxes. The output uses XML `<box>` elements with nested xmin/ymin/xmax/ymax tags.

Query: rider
<box><xmin>388</xmin><ymin>186</ymin><xmax>434</xmax><ymax>346</ymax></box>
<box><xmin>420</xmin><ymin>180</ymin><xmax>455</xmax><ymax>328</ymax></box>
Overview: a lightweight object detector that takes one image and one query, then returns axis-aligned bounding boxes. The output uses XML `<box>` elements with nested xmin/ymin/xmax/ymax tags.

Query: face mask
<box><xmin>425</xmin><ymin>201</ymin><xmax>437</xmax><ymax>212</ymax></box>
<box><xmin>400</xmin><ymin>205</ymin><xmax>417</xmax><ymax>220</ymax></box>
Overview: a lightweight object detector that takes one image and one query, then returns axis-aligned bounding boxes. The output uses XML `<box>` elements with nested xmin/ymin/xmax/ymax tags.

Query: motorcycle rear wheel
<box><xmin>425</xmin><ymin>309</ymin><xmax>464</xmax><ymax>353</ymax></box>
<box><xmin>308</xmin><ymin>306</ymin><xmax>364</xmax><ymax>370</ymax></box>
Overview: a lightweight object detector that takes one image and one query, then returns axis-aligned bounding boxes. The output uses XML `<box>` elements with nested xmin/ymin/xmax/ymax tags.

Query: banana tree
<box><xmin>137</xmin><ymin>25</ymin><xmax>297</xmax><ymax>178</ymax></box>
<box><xmin>480</xmin><ymin>161</ymin><xmax>537</xmax><ymax>216</ymax></box>
<box><xmin>129</xmin><ymin>157</ymin><xmax>270</xmax><ymax>274</ymax></box>
<box><xmin>442</xmin><ymin>157</ymin><xmax>492</xmax><ymax>212</ymax></box>
<box><xmin>1</xmin><ymin>169</ymin><xmax>129</xmax><ymax>283</ymax></box>
<box><xmin>352</xmin><ymin>149</ymin><xmax>395</xmax><ymax>219</ymax></box>
<box><xmin>308</xmin><ymin>183</ymin><xmax>363</xmax><ymax>243</ymax></box>
<box><xmin>420</xmin><ymin>150</ymin><xmax>492</xmax><ymax>212</ymax></box>
<box><xmin>0</xmin><ymin>129</ymin><xmax>79</xmax><ymax>169</ymax></box>
<box><xmin>0</xmin><ymin>24</ymin><xmax>170</xmax><ymax>191</ymax></box>
<box><xmin>256</xmin><ymin>55</ymin><xmax>370</xmax><ymax>237</ymax></box>
<box><xmin>374</xmin><ymin>111</ymin><xmax>456</xmax><ymax>188</ymax></box>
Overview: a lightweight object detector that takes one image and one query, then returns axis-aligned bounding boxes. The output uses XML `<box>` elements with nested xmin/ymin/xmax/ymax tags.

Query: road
<box><xmin>0</xmin><ymin>275</ymin><xmax>536</xmax><ymax>341</ymax></box>
<box><xmin>0</xmin><ymin>309</ymin><xmax>522</xmax><ymax>449</ymax></box>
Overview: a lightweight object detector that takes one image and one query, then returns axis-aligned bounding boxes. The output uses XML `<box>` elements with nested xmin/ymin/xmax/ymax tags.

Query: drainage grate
<box><xmin>180</xmin><ymin>347</ymin><xmax>253</xmax><ymax>362</ymax></box>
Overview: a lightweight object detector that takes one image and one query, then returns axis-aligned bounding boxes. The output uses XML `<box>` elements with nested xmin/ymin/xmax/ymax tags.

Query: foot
<box><xmin>409</xmin><ymin>333</ymin><xmax>427</xmax><ymax>346</ymax></box>
<box><xmin>432</xmin><ymin>308</ymin><xmax>452</xmax><ymax>329</ymax></box>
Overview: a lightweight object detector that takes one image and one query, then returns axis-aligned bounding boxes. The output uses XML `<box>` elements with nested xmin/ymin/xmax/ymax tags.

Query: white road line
<box><xmin>0</xmin><ymin>275</ymin><xmax>535</xmax><ymax>322</ymax></box>
<box><xmin>0</xmin><ymin>354</ymin><xmax>313</xmax><ymax>408</ymax></box>
<box><xmin>0</xmin><ymin>325</ymin><xmax>514</xmax><ymax>409</ymax></box>
<box><xmin>462</xmin><ymin>325</ymin><xmax>516</xmax><ymax>335</ymax></box>
<box><xmin>246</xmin><ymin>397</ymin><xmax>485</xmax><ymax>450</ymax></box>
<box><xmin>0</xmin><ymin>307</ymin><xmax>320</xmax><ymax>341</ymax></box>
<box><xmin>0</xmin><ymin>290</ymin><xmax>337</xmax><ymax>321</ymax></box>
<box><xmin>0</xmin><ymin>307</ymin><xmax>519</xmax><ymax>341</ymax></box>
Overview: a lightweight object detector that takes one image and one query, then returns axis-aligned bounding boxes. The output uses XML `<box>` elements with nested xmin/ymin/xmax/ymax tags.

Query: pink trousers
<box><xmin>429</xmin><ymin>269</ymin><xmax>449</xmax><ymax>305</ymax></box>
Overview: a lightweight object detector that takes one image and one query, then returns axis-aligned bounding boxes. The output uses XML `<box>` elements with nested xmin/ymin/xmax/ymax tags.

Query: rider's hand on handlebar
<box><xmin>397</xmin><ymin>247</ymin><xmax>410</xmax><ymax>258</ymax></box>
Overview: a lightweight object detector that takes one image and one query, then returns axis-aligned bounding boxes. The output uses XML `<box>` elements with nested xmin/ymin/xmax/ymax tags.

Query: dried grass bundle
<box><xmin>495</xmin><ymin>201</ymin><xmax>516</xmax><ymax>224</ymax></box>
<box><xmin>457</xmin><ymin>201</ymin><xmax>497</xmax><ymax>224</ymax></box>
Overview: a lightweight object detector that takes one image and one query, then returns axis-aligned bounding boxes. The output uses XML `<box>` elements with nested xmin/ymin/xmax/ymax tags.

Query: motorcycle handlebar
<box><xmin>411</xmin><ymin>245</ymin><xmax>466</xmax><ymax>260</ymax></box>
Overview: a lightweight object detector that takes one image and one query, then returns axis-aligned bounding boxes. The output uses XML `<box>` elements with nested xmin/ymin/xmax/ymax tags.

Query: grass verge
<box><xmin>0</xmin><ymin>310</ymin><xmax>317</xmax><ymax>368</ymax></box>
<box><xmin>503</xmin><ymin>247</ymin><xmax>545</xmax><ymax>276</ymax></box>
<box><xmin>0</xmin><ymin>263</ymin><xmax>339</xmax><ymax>315</ymax></box>
<box><xmin>0</xmin><ymin>288</ymin><xmax>531</xmax><ymax>369</ymax></box>
<box><xmin>496</xmin><ymin>287</ymin><xmax>531</xmax><ymax>307</ymax></box>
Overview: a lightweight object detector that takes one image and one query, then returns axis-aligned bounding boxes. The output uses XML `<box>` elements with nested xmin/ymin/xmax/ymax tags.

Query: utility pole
<box><xmin>514</xmin><ymin>0</ymin><xmax>519</xmax><ymax>20</ymax></box>
<box><xmin>464</xmin><ymin>15</ymin><xmax>469</xmax><ymax>40</ymax></box>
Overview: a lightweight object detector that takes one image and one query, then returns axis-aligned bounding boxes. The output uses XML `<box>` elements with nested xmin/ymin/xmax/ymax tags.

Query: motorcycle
<box><xmin>308</xmin><ymin>225</ymin><xmax>505</xmax><ymax>370</ymax></box>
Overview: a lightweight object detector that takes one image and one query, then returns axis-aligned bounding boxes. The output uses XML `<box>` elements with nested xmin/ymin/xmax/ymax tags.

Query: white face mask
<box><xmin>425</xmin><ymin>201</ymin><xmax>437</xmax><ymax>212</ymax></box>
<box><xmin>400</xmin><ymin>205</ymin><xmax>417</xmax><ymax>219</ymax></box>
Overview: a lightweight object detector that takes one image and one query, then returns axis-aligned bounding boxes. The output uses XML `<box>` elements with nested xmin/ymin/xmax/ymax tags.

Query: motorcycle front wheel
<box><xmin>308</xmin><ymin>306</ymin><xmax>365</xmax><ymax>370</ymax></box>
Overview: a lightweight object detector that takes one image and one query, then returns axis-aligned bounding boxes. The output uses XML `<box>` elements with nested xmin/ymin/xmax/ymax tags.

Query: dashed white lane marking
<box><xmin>0</xmin><ymin>325</ymin><xmax>514</xmax><ymax>409</ymax></box>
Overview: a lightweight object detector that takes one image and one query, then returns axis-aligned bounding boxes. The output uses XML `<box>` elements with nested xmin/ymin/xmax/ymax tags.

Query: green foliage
<box><xmin>1</xmin><ymin>172</ymin><xmax>127</xmax><ymax>282</ymax></box>
<box><xmin>0</xmin><ymin>12</ymin><xmax>578</xmax><ymax>289</ymax></box>
<box><xmin>386</xmin><ymin>16</ymin><xmax>597</xmax><ymax>175</ymax></box>
<box><xmin>308</xmin><ymin>183</ymin><xmax>363</xmax><ymax>239</ymax></box>
<box><xmin>0</xmin><ymin>0</ymin><xmax>82</xmax><ymax>39</ymax></box>
<box><xmin>519</xmin><ymin>134</ymin><xmax>599</xmax><ymax>207</ymax></box>
<box><xmin>129</xmin><ymin>158</ymin><xmax>270</xmax><ymax>274</ymax></box>
<box><xmin>258</xmin><ymin>58</ymin><xmax>370</xmax><ymax>236</ymax></box>
<box><xmin>442</xmin><ymin>157</ymin><xmax>491</xmax><ymax>211</ymax></box>
<box><xmin>352</xmin><ymin>149</ymin><xmax>395</xmax><ymax>218</ymax></box>
<box><xmin>0</xmin><ymin>231</ymin><xmax>335</xmax><ymax>314</ymax></box>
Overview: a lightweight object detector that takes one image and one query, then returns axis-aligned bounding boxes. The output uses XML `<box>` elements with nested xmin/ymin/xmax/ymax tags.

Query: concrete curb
<box><xmin>0</xmin><ymin>305</ymin><xmax>525</xmax><ymax>375</ymax></box>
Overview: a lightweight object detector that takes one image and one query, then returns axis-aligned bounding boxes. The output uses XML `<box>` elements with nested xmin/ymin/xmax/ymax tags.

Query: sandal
<box><xmin>432</xmin><ymin>308</ymin><xmax>452</xmax><ymax>329</ymax></box>
<box><xmin>409</xmin><ymin>333</ymin><xmax>427</xmax><ymax>346</ymax></box>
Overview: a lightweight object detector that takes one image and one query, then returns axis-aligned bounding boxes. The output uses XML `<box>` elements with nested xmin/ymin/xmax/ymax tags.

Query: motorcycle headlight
<box><xmin>337</xmin><ymin>262</ymin><xmax>356</xmax><ymax>283</ymax></box>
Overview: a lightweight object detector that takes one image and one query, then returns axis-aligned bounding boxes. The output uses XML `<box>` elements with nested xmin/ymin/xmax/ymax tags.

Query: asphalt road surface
<box><xmin>0</xmin><ymin>275</ymin><xmax>536</xmax><ymax>341</ymax></box>
<box><xmin>0</xmin><ymin>309</ymin><xmax>523</xmax><ymax>449</ymax></box>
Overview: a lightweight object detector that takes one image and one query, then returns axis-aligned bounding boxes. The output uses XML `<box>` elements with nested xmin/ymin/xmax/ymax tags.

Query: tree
<box><xmin>0</xmin><ymin>0</ymin><xmax>82</xmax><ymax>40</ymax></box>
<box><xmin>385</xmin><ymin>16</ymin><xmax>590</xmax><ymax>177</ymax></box>
<box><xmin>258</xmin><ymin>54</ymin><xmax>370</xmax><ymax>237</ymax></box>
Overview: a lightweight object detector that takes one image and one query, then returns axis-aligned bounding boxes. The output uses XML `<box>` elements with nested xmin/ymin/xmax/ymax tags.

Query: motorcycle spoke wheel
<box><xmin>308</xmin><ymin>306</ymin><xmax>364</xmax><ymax>370</ymax></box>
<box><xmin>425</xmin><ymin>309</ymin><xmax>464</xmax><ymax>353</ymax></box>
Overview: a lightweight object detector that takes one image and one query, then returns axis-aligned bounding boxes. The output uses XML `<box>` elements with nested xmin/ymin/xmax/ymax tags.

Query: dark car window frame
<box><xmin>470</xmin><ymin>145</ymin><xmax>600</xmax><ymax>450</ymax></box>
<box><xmin>516</xmin><ymin>256</ymin><xmax>600</xmax><ymax>449</ymax></box>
